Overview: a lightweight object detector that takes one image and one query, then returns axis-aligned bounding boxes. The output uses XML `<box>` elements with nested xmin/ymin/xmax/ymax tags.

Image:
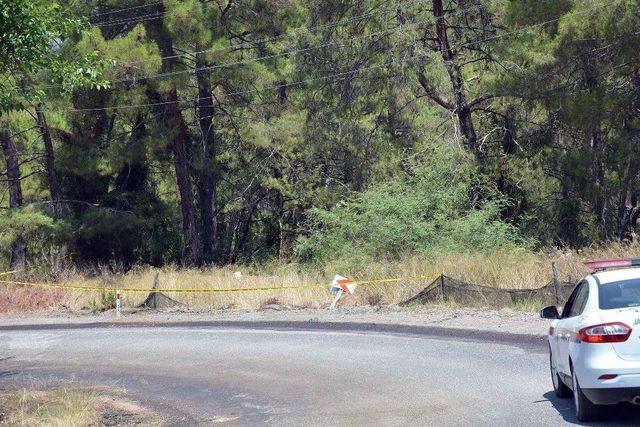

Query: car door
<box><xmin>556</xmin><ymin>281</ymin><xmax>589</xmax><ymax>375</ymax></box>
<box><xmin>553</xmin><ymin>285</ymin><xmax>576</xmax><ymax>375</ymax></box>
<box><xmin>549</xmin><ymin>292</ymin><xmax>578</xmax><ymax>373</ymax></box>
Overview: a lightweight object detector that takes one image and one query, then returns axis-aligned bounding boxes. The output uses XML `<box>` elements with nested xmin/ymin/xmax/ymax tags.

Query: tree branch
<box><xmin>220</xmin><ymin>0</ymin><xmax>234</xmax><ymax>19</ymax></box>
<box><xmin>417</xmin><ymin>70</ymin><xmax>454</xmax><ymax>111</ymax></box>
<box><xmin>0</xmin><ymin>169</ymin><xmax>44</xmax><ymax>182</ymax></box>
<box><xmin>468</xmin><ymin>93</ymin><xmax>494</xmax><ymax>111</ymax></box>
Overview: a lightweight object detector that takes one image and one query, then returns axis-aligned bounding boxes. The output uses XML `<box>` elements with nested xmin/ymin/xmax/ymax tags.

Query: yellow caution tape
<box><xmin>0</xmin><ymin>273</ymin><xmax>437</xmax><ymax>294</ymax></box>
<box><xmin>0</xmin><ymin>270</ymin><xmax>20</xmax><ymax>277</ymax></box>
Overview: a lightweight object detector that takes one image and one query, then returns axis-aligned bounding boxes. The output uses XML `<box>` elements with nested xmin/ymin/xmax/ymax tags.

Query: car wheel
<box><xmin>572</xmin><ymin>367</ymin><xmax>598</xmax><ymax>421</ymax></box>
<box><xmin>549</xmin><ymin>347</ymin><xmax>571</xmax><ymax>398</ymax></box>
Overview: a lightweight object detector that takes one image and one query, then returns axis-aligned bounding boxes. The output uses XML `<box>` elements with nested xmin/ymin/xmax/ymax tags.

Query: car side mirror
<box><xmin>540</xmin><ymin>305</ymin><xmax>560</xmax><ymax>320</ymax></box>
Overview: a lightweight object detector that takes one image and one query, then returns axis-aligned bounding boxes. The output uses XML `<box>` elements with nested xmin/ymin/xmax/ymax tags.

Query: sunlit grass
<box><xmin>1</xmin><ymin>244</ymin><xmax>638</xmax><ymax>312</ymax></box>
<box><xmin>0</xmin><ymin>388</ymin><xmax>99</xmax><ymax>427</ymax></box>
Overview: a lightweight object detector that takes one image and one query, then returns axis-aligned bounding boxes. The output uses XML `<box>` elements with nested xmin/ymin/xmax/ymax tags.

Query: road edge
<box><xmin>0</xmin><ymin>320</ymin><xmax>547</xmax><ymax>350</ymax></box>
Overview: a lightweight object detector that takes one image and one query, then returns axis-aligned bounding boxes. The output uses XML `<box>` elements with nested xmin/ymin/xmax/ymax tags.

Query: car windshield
<box><xmin>599</xmin><ymin>279</ymin><xmax>640</xmax><ymax>310</ymax></box>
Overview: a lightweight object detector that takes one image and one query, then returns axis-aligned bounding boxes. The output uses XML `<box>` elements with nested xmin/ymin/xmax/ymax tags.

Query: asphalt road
<box><xmin>1</xmin><ymin>324</ymin><xmax>640</xmax><ymax>426</ymax></box>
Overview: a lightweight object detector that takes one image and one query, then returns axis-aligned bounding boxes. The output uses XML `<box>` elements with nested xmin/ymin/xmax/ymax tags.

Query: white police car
<box><xmin>541</xmin><ymin>258</ymin><xmax>640</xmax><ymax>421</ymax></box>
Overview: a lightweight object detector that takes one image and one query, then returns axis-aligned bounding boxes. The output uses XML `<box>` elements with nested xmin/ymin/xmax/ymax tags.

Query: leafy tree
<box><xmin>0</xmin><ymin>0</ymin><xmax>105</xmax><ymax>268</ymax></box>
<box><xmin>2</xmin><ymin>0</ymin><xmax>640</xmax><ymax>271</ymax></box>
<box><xmin>498</xmin><ymin>0</ymin><xmax>640</xmax><ymax>245</ymax></box>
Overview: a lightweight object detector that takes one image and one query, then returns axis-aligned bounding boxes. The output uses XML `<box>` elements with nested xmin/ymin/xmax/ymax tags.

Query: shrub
<box><xmin>296</xmin><ymin>145</ymin><xmax>528</xmax><ymax>269</ymax></box>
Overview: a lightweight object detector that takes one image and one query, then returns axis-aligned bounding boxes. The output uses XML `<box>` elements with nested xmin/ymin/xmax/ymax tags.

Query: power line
<box><xmin>42</xmin><ymin>0</ymin><xmax>622</xmax><ymax>113</ymax></box>
<box><xmin>95</xmin><ymin>10</ymin><xmax>166</xmax><ymax>28</ymax></box>
<box><xmin>91</xmin><ymin>0</ymin><xmax>608</xmax><ymax>57</ymax></box>
<box><xmin>43</xmin><ymin>1</ymin><xmax>487</xmax><ymax>90</ymax></box>
<box><xmin>163</xmin><ymin>3</ymin><xmax>410</xmax><ymax>61</ymax></box>
<box><xmin>94</xmin><ymin>0</ymin><xmax>431</xmax><ymax>56</ymax></box>
<box><xmin>534</xmin><ymin>59</ymin><xmax>637</xmax><ymax>99</ymax></box>
<box><xmin>91</xmin><ymin>0</ymin><xmax>389</xmax><ymax>30</ymax></box>
<box><xmin>192</xmin><ymin>71</ymin><xmax>403</xmax><ymax>126</ymax></box>
<box><xmin>457</xmin><ymin>0</ymin><xmax>609</xmax><ymax>50</ymax></box>
<box><xmin>114</xmin><ymin>24</ymin><xmax>405</xmax><ymax>83</ymax></box>
<box><xmin>88</xmin><ymin>0</ymin><xmax>165</xmax><ymax>19</ymax></box>
<box><xmin>83</xmin><ymin>2</ymin><xmax>490</xmax><ymax>86</ymax></box>
<box><xmin>170</xmin><ymin>0</ymin><xmax>486</xmax><ymax>62</ymax></box>
<box><xmin>102</xmin><ymin>0</ymin><xmax>607</xmax><ymax>85</ymax></box>
<box><xmin>503</xmin><ymin>29</ymin><xmax>640</xmax><ymax>93</ymax></box>
<box><xmin>59</xmin><ymin>58</ymin><xmax>400</xmax><ymax>113</ymax></box>
<box><xmin>99</xmin><ymin>3</ymin><xmax>403</xmax><ymax>60</ymax></box>
<box><xmin>42</xmin><ymin>17</ymin><xmax>412</xmax><ymax>90</ymax></box>
<box><xmin>52</xmin><ymin>28</ymin><xmax>637</xmax><ymax>116</ymax></box>
<box><xmin>54</xmin><ymin>58</ymin><xmax>638</xmax><ymax>144</ymax></box>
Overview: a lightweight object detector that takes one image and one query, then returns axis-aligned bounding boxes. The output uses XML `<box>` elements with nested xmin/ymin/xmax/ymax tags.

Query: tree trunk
<box><xmin>0</xmin><ymin>128</ymin><xmax>26</xmax><ymax>269</ymax></box>
<box><xmin>229</xmin><ymin>209</ymin><xmax>247</xmax><ymax>264</ymax></box>
<box><xmin>167</xmin><ymin>90</ymin><xmax>200</xmax><ymax>266</ymax></box>
<box><xmin>277</xmin><ymin>199</ymin><xmax>298</xmax><ymax>260</ymax></box>
<box><xmin>558</xmin><ymin>175</ymin><xmax>579</xmax><ymax>247</ymax></box>
<box><xmin>196</xmin><ymin>51</ymin><xmax>218</xmax><ymax>265</ymax></box>
<box><xmin>618</xmin><ymin>189</ymin><xmax>640</xmax><ymax>242</ymax></box>
<box><xmin>432</xmin><ymin>0</ymin><xmax>482</xmax><ymax>160</ymax></box>
<box><xmin>590</xmin><ymin>128</ymin><xmax>607</xmax><ymax>238</ymax></box>
<box><xmin>35</xmin><ymin>106</ymin><xmax>62</xmax><ymax>217</ymax></box>
<box><xmin>618</xmin><ymin>147</ymin><xmax>640</xmax><ymax>242</ymax></box>
<box><xmin>114</xmin><ymin>113</ymin><xmax>148</xmax><ymax>193</ymax></box>
<box><xmin>580</xmin><ymin>47</ymin><xmax>608</xmax><ymax>239</ymax></box>
<box><xmin>619</xmin><ymin>66</ymin><xmax>640</xmax><ymax>242</ymax></box>
<box><xmin>153</xmin><ymin>3</ymin><xmax>200</xmax><ymax>266</ymax></box>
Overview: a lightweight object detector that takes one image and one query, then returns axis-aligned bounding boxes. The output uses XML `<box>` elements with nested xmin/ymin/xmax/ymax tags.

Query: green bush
<box><xmin>0</xmin><ymin>208</ymin><xmax>55</xmax><ymax>249</ymax></box>
<box><xmin>0</xmin><ymin>207</ymin><xmax>64</xmax><ymax>268</ymax></box>
<box><xmin>296</xmin><ymin>145</ymin><xmax>528</xmax><ymax>268</ymax></box>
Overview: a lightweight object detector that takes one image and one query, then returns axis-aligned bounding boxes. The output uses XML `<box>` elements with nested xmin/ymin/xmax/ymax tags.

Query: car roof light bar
<box><xmin>584</xmin><ymin>258</ymin><xmax>640</xmax><ymax>271</ymax></box>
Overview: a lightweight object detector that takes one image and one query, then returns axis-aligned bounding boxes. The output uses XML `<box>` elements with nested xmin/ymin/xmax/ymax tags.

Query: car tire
<box><xmin>549</xmin><ymin>347</ymin><xmax>571</xmax><ymax>398</ymax></box>
<box><xmin>572</xmin><ymin>367</ymin><xmax>598</xmax><ymax>422</ymax></box>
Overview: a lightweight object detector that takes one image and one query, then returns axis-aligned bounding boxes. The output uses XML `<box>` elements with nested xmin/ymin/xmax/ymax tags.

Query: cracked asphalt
<box><xmin>1</xmin><ymin>323</ymin><xmax>640</xmax><ymax>425</ymax></box>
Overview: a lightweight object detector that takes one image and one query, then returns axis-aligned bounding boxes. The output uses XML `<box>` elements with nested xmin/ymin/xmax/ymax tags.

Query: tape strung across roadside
<box><xmin>0</xmin><ymin>274</ymin><xmax>437</xmax><ymax>294</ymax></box>
<box><xmin>0</xmin><ymin>270</ymin><xmax>19</xmax><ymax>277</ymax></box>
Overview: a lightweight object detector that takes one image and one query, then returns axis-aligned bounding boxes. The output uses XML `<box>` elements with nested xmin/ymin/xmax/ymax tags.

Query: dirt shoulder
<box><xmin>0</xmin><ymin>304</ymin><xmax>549</xmax><ymax>337</ymax></box>
<box><xmin>0</xmin><ymin>387</ymin><xmax>163</xmax><ymax>426</ymax></box>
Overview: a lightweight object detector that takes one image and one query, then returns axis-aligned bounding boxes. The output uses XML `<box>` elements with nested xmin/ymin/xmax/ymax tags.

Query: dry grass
<box><xmin>1</xmin><ymin>244</ymin><xmax>639</xmax><ymax>312</ymax></box>
<box><xmin>0</xmin><ymin>287</ymin><xmax>66</xmax><ymax>313</ymax></box>
<box><xmin>0</xmin><ymin>388</ymin><xmax>99</xmax><ymax>426</ymax></box>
